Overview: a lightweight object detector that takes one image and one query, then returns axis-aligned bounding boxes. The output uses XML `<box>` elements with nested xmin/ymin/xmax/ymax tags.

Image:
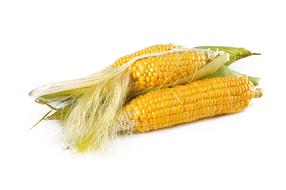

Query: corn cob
<box><xmin>112</xmin><ymin>44</ymin><xmax>215</xmax><ymax>90</ymax></box>
<box><xmin>120</xmin><ymin>77</ymin><xmax>260</xmax><ymax>133</ymax></box>
<box><xmin>126</xmin><ymin>51</ymin><xmax>215</xmax><ymax>90</ymax></box>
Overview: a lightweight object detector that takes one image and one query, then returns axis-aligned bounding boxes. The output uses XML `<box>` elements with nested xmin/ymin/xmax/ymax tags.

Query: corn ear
<box><xmin>119</xmin><ymin>77</ymin><xmax>259</xmax><ymax>133</ymax></box>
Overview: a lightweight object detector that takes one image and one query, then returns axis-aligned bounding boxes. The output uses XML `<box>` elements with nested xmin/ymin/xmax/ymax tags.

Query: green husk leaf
<box><xmin>203</xmin><ymin>65</ymin><xmax>260</xmax><ymax>86</ymax></box>
<box><xmin>35</xmin><ymin>87</ymin><xmax>89</xmax><ymax>106</ymax></box>
<box><xmin>46</xmin><ymin>106</ymin><xmax>70</xmax><ymax>121</ymax></box>
<box><xmin>196</xmin><ymin>46</ymin><xmax>260</xmax><ymax>66</ymax></box>
<box><xmin>192</xmin><ymin>53</ymin><xmax>229</xmax><ymax>81</ymax></box>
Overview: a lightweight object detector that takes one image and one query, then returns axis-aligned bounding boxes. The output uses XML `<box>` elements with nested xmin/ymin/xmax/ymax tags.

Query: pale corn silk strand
<box><xmin>31</xmin><ymin>45</ymin><xmax>227</xmax><ymax>152</ymax></box>
<box><xmin>63</xmin><ymin>46</ymin><xmax>204</xmax><ymax>152</ymax></box>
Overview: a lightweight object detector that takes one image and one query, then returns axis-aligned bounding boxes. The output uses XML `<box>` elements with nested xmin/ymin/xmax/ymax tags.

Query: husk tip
<box><xmin>252</xmin><ymin>52</ymin><xmax>261</xmax><ymax>55</ymax></box>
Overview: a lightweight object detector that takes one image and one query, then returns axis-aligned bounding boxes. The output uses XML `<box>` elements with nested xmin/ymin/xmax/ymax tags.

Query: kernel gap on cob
<box><xmin>29</xmin><ymin>44</ymin><xmax>261</xmax><ymax>152</ymax></box>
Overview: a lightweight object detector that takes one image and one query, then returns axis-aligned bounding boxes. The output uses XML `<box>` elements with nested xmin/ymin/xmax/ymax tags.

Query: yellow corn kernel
<box><xmin>122</xmin><ymin>77</ymin><xmax>255</xmax><ymax>132</ymax></box>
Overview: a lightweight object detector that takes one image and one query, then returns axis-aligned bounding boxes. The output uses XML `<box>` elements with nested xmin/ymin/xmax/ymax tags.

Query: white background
<box><xmin>0</xmin><ymin>0</ymin><xmax>285</xmax><ymax>189</ymax></box>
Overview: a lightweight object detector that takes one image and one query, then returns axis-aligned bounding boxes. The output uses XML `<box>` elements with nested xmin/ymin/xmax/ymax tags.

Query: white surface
<box><xmin>0</xmin><ymin>0</ymin><xmax>285</xmax><ymax>189</ymax></box>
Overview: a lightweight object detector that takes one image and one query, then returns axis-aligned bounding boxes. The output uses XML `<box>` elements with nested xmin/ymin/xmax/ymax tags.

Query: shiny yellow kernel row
<box><xmin>113</xmin><ymin>44</ymin><xmax>176</xmax><ymax>67</ymax></box>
